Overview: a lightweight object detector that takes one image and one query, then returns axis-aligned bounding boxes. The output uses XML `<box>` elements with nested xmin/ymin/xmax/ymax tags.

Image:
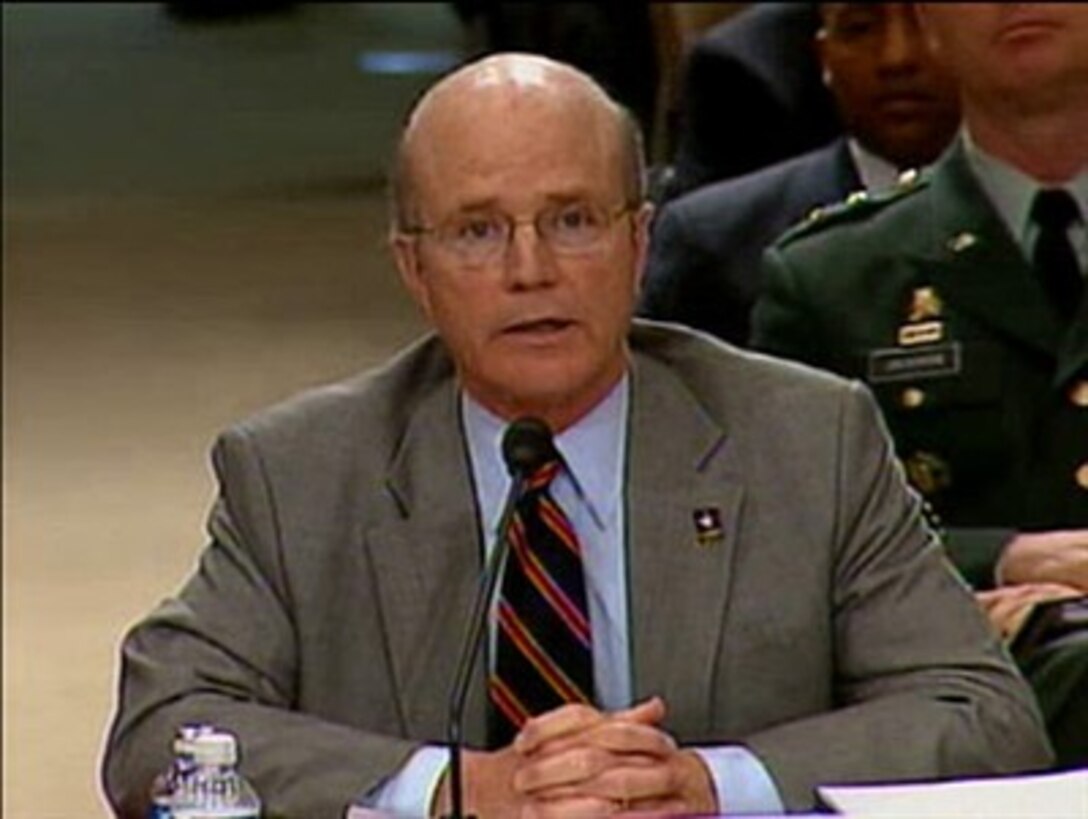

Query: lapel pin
<box><xmin>693</xmin><ymin>507</ymin><xmax>723</xmax><ymax>547</ymax></box>
<box><xmin>947</xmin><ymin>232</ymin><xmax>978</xmax><ymax>253</ymax></box>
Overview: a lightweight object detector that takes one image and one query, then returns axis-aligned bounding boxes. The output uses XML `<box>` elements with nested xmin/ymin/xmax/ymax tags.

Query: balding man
<box><xmin>102</xmin><ymin>54</ymin><xmax>1050</xmax><ymax>819</ymax></box>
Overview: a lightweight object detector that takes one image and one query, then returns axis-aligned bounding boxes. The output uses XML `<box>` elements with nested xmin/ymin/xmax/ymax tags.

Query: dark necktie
<box><xmin>1031</xmin><ymin>188</ymin><xmax>1084</xmax><ymax>320</ymax></box>
<box><xmin>489</xmin><ymin>458</ymin><xmax>593</xmax><ymax>747</ymax></box>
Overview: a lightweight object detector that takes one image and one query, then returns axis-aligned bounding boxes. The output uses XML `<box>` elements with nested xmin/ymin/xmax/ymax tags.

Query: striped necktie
<box><xmin>489</xmin><ymin>458</ymin><xmax>594</xmax><ymax>747</ymax></box>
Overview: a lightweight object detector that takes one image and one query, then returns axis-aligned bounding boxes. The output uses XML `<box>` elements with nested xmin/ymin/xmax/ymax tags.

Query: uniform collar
<box><xmin>962</xmin><ymin>127</ymin><xmax>1088</xmax><ymax>255</ymax></box>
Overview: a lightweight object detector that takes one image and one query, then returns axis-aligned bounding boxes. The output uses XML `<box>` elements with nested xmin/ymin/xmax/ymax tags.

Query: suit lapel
<box><xmin>827</xmin><ymin>138</ymin><xmax>862</xmax><ymax>194</ymax></box>
<box><xmin>626</xmin><ymin>352</ymin><xmax>742</xmax><ymax>738</ymax></box>
<box><xmin>1057</xmin><ymin>291</ymin><xmax>1088</xmax><ymax>385</ymax></box>
<box><xmin>910</xmin><ymin>145</ymin><xmax>1062</xmax><ymax>358</ymax></box>
<box><xmin>364</xmin><ymin>377</ymin><xmax>490</xmax><ymax>746</ymax></box>
<box><xmin>788</xmin><ymin>139</ymin><xmax>860</xmax><ymax>215</ymax></box>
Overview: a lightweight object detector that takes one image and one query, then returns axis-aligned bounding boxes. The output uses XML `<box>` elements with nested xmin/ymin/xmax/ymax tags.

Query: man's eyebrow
<box><xmin>448</xmin><ymin>197</ymin><xmax>502</xmax><ymax>213</ymax></box>
<box><xmin>446</xmin><ymin>191</ymin><xmax>599</xmax><ymax>214</ymax></box>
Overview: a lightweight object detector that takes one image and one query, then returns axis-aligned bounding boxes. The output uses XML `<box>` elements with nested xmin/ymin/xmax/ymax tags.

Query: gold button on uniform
<box><xmin>1077</xmin><ymin>463</ymin><xmax>1088</xmax><ymax>491</ymax></box>
<box><xmin>901</xmin><ymin>387</ymin><xmax>926</xmax><ymax>409</ymax></box>
<box><xmin>1070</xmin><ymin>380</ymin><xmax>1088</xmax><ymax>407</ymax></box>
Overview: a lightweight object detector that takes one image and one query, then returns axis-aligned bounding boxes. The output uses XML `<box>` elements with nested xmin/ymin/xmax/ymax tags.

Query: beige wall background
<box><xmin>3</xmin><ymin>5</ymin><xmax>448</xmax><ymax>815</ymax></box>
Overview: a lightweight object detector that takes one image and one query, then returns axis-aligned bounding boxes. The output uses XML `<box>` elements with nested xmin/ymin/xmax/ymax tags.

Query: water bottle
<box><xmin>171</xmin><ymin>730</ymin><xmax>261</xmax><ymax>818</ymax></box>
<box><xmin>148</xmin><ymin>724</ymin><xmax>216</xmax><ymax>818</ymax></box>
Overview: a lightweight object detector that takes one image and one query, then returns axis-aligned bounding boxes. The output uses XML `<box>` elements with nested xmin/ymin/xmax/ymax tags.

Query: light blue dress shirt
<box><xmin>365</xmin><ymin>377</ymin><xmax>783</xmax><ymax>816</ymax></box>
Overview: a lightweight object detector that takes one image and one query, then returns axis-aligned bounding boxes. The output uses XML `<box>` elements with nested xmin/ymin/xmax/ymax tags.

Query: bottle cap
<box><xmin>173</xmin><ymin>724</ymin><xmax>215</xmax><ymax>756</ymax></box>
<box><xmin>191</xmin><ymin>731</ymin><xmax>239</xmax><ymax>766</ymax></box>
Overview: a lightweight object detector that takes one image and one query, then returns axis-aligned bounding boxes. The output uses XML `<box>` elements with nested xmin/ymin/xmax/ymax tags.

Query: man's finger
<box><xmin>531</xmin><ymin>719</ymin><xmax>678</xmax><ymax>763</ymax></box>
<box><xmin>523</xmin><ymin>795</ymin><xmax>621</xmax><ymax>819</ymax></box>
<box><xmin>515</xmin><ymin>697</ymin><xmax>666</xmax><ymax>755</ymax></box>
<box><xmin>514</xmin><ymin>703</ymin><xmax>608</xmax><ymax>755</ymax></box>
<box><xmin>611</xmin><ymin>696</ymin><xmax>666</xmax><ymax>726</ymax></box>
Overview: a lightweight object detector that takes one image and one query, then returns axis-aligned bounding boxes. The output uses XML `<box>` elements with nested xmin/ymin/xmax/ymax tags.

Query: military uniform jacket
<box><xmin>753</xmin><ymin>142</ymin><xmax>1088</xmax><ymax>588</ymax></box>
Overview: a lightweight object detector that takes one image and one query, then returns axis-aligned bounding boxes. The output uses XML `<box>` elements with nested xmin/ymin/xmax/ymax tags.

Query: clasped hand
<box><xmin>441</xmin><ymin>697</ymin><xmax>717</xmax><ymax>818</ymax></box>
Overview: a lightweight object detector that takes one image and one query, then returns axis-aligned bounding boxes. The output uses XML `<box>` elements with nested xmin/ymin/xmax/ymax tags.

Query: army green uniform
<box><xmin>752</xmin><ymin>142</ymin><xmax>1088</xmax><ymax>767</ymax></box>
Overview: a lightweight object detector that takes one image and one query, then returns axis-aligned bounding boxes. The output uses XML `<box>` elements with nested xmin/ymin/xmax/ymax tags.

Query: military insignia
<box><xmin>907</xmin><ymin>287</ymin><xmax>943</xmax><ymax>322</ymax></box>
<box><xmin>947</xmin><ymin>232</ymin><xmax>978</xmax><ymax>253</ymax></box>
<box><xmin>903</xmin><ymin>451</ymin><xmax>952</xmax><ymax>496</ymax></box>
<box><xmin>692</xmin><ymin>507</ymin><xmax>723</xmax><ymax>546</ymax></box>
<box><xmin>897</xmin><ymin>168</ymin><xmax>920</xmax><ymax>188</ymax></box>
<box><xmin>898</xmin><ymin>321</ymin><xmax>944</xmax><ymax>346</ymax></box>
<box><xmin>898</xmin><ymin>287</ymin><xmax>946</xmax><ymax>346</ymax></box>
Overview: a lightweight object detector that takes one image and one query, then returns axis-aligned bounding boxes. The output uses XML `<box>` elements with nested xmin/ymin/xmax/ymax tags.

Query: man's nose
<box><xmin>878</xmin><ymin>9</ymin><xmax>923</xmax><ymax>71</ymax></box>
<box><xmin>502</xmin><ymin>221</ymin><xmax>559</xmax><ymax>289</ymax></box>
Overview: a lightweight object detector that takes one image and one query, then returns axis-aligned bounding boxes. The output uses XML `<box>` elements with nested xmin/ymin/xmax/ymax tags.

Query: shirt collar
<box><xmin>847</xmin><ymin>137</ymin><xmax>907</xmax><ymax>193</ymax></box>
<box><xmin>461</xmin><ymin>376</ymin><xmax>629</xmax><ymax>529</ymax></box>
<box><xmin>963</xmin><ymin>127</ymin><xmax>1088</xmax><ymax>250</ymax></box>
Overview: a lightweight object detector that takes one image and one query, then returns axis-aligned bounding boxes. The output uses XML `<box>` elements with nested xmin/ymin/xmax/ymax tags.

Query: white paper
<box><xmin>819</xmin><ymin>768</ymin><xmax>1088</xmax><ymax>818</ymax></box>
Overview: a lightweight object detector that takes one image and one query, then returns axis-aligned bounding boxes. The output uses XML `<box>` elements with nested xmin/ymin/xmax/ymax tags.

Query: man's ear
<box><xmin>815</xmin><ymin>27</ymin><xmax>833</xmax><ymax>89</ymax></box>
<box><xmin>631</xmin><ymin>201</ymin><xmax>655</xmax><ymax>298</ymax></box>
<box><xmin>390</xmin><ymin>232</ymin><xmax>433</xmax><ymax>320</ymax></box>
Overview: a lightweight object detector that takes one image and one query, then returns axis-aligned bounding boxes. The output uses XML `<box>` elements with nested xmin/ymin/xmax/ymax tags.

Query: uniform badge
<box><xmin>899</xmin><ymin>287</ymin><xmax>945</xmax><ymax>346</ymax></box>
<box><xmin>947</xmin><ymin>232</ymin><xmax>978</xmax><ymax>254</ymax></box>
<box><xmin>868</xmin><ymin>342</ymin><xmax>962</xmax><ymax>384</ymax></box>
<box><xmin>903</xmin><ymin>451</ymin><xmax>952</xmax><ymax>496</ymax></box>
<box><xmin>907</xmin><ymin>287</ymin><xmax>943</xmax><ymax>322</ymax></box>
<box><xmin>693</xmin><ymin>507</ymin><xmax>723</xmax><ymax>546</ymax></box>
<box><xmin>898</xmin><ymin>322</ymin><xmax>944</xmax><ymax>346</ymax></box>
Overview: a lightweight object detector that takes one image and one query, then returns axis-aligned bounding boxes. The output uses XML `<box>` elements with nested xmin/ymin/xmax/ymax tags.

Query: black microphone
<box><xmin>445</xmin><ymin>417</ymin><xmax>555</xmax><ymax>819</ymax></box>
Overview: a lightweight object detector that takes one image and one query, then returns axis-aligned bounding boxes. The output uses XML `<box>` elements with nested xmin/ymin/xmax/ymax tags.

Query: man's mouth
<box><xmin>502</xmin><ymin>318</ymin><xmax>575</xmax><ymax>337</ymax></box>
<box><xmin>997</xmin><ymin>15</ymin><xmax>1062</xmax><ymax>44</ymax></box>
<box><xmin>876</xmin><ymin>92</ymin><xmax>936</xmax><ymax>114</ymax></box>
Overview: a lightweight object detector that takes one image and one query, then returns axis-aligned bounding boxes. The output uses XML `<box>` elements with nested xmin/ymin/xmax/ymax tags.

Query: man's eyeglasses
<box><xmin>400</xmin><ymin>201</ymin><xmax>637</xmax><ymax>267</ymax></box>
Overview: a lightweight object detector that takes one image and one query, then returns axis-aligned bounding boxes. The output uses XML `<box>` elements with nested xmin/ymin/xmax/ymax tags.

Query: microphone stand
<box><xmin>444</xmin><ymin>473</ymin><xmax>527</xmax><ymax>819</ymax></box>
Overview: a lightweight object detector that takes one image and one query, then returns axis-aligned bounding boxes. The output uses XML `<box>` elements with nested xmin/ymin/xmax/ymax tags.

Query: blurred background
<box><xmin>4</xmin><ymin>4</ymin><xmax>447</xmax><ymax>815</ymax></box>
<box><xmin>2</xmin><ymin>3</ymin><xmax>742</xmax><ymax>815</ymax></box>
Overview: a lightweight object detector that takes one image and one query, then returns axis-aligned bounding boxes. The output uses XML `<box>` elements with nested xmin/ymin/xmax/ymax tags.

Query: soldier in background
<box><xmin>641</xmin><ymin>2</ymin><xmax>960</xmax><ymax>346</ymax></box>
<box><xmin>753</xmin><ymin>2</ymin><xmax>1088</xmax><ymax>767</ymax></box>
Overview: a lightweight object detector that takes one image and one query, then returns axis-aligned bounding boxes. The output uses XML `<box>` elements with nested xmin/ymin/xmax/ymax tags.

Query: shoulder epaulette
<box><xmin>776</xmin><ymin>167</ymin><xmax>931</xmax><ymax>247</ymax></box>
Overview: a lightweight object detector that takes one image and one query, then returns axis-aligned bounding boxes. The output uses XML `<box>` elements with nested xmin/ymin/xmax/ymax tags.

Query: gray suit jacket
<box><xmin>102</xmin><ymin>322</ymin><xmax>1050</xmax><ymax>818</ymax></box>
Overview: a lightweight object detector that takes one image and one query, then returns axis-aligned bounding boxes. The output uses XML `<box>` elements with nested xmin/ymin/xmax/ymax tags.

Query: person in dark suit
<box><xmin>753</xmin><ymin>2</ymin><xmax>1088</xmax><ymax>767</ymax></box>
<box><xmin>101</xmin><ymin>54</ymin><xmax>1051</xmax><ymax>819</ymax></box>
<box><xmin>668</xmin><ymin>3</ymin><xmax>840</xmax><ymax>199</ymax></box>
<box><xmin>449</xmin><ymin>1</ymin><xmax>659</xmax><ymax>153</ymax></box>
<box><xmin>641</xmin><ymin>2</ymin><xmax>960</xmax><ymax>346</ymax></box>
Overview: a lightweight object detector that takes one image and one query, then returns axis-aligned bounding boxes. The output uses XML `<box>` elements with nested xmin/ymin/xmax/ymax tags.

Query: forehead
<box><xmin>822</xmin><ymin>2</ymin><xmax>907</xmax><ymax>26</ymax></box>
<box><xmin>406</xmin><ymin>80</ymin><xmax>625</xmax><ymax>213</ymax></box>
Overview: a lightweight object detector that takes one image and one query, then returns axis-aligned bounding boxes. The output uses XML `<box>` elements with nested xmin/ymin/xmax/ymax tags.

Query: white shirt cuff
<box><xmin>353</xmin><ymin>745</ymin><xmax>450</xmax><ymax>818</ymax></box>
<box><xmin>692</xmin><ymin>745</ymin><xmax>784</xmax><ymax>815</ymax></box>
